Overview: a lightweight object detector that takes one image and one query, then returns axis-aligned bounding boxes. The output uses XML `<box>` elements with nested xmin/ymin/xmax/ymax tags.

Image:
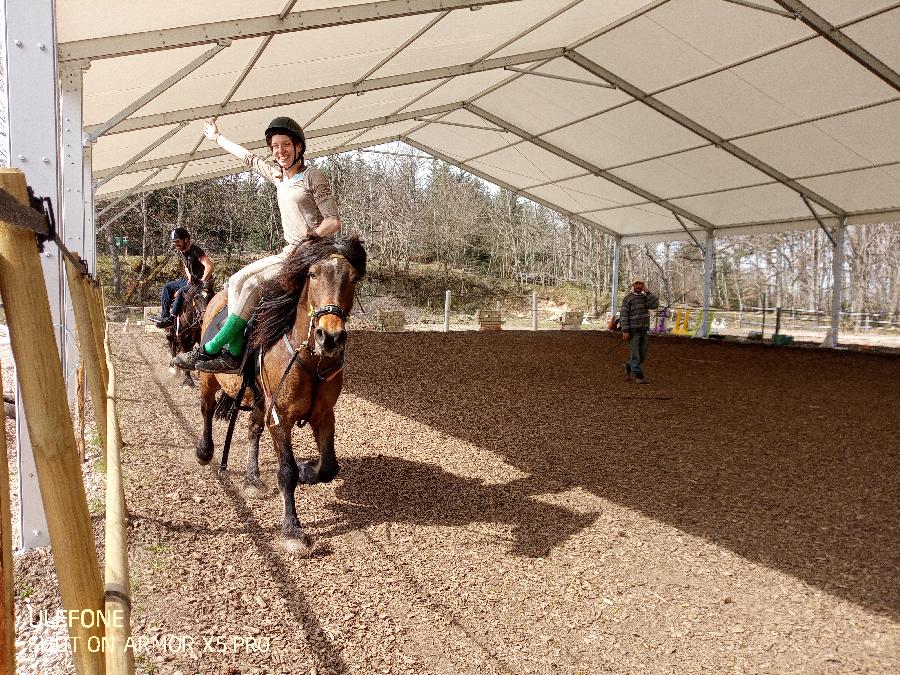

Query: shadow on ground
<box><xmin>342</xmin><ymin>330</ymin><xmax>900</xmax><ymax>619</ymax></box>
<box><xmin>323</xmin><ymin>455</ymin><xmax>597</xmax><ymax>558</ymax></box>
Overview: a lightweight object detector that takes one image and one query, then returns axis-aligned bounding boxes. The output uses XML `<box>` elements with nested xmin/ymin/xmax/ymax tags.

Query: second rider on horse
<box><xmin>151</xmin><ymin>227</ymin><xmax>215</xmax><ymax>329</ymax></box>
<box><xmin>174</xmin><ymin>116</ymin><xmax>342</xmax><ymax>374</ymax></box>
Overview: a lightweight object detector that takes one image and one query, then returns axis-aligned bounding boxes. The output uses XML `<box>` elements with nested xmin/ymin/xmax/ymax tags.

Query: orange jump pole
<box><xmin>0</xmin><ymin>169</ymin><xmax>104</xmax><ymax>675</ymax></box>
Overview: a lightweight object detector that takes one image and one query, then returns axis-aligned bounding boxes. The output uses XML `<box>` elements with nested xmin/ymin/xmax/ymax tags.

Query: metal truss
<box><xmin>92</xmin><ymin>102</ymin><xmax>466</xmax><ymax>180</ymax></box>
<box><xmin>59</xmin><ymin>0</ymin><xmax>521</xmax><ymax>61</ymax></box>
<box><xmin>86</xmin><ymin>41</ymin><xmax>229</xmax><ymax>143</ymax></box>
<box><xmin>402</xmin><ymin>137</ymin><xmax>622</xmax><ymax>238</ymax></box>
<box><xmin>83</xmin><ymin>47</ymin><xmax>564</xmax><ymax>137</ymax></box>
<box><xmin>566</xmin><ymin>50</ymin><xmax>848</xmax><ymax>217</ymax></box>
<box><xmin>774</xmin><ymin>0</ymin><xmax>900</xmax><ymax>92</ymax></box>
<box><xmin>97</xmin><ymin>136</ymin><xmax>403</xmax><ymax>200</ymax></box>
<box><xmin>464</xmin><ymin>103</ymin><xmax>717</xmax><ymax>230</ymax></box>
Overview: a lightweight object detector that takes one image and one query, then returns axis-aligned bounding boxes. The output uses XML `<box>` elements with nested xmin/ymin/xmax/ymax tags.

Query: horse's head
<box><xmin>305</xmin><ymin>252</ymin><xmax>361</xmax><ymax>357</ymax></box>
<box><xmin>250</xmin><ymin>235</ymin><xmax>367</xmax><ymax>356</ymax></box>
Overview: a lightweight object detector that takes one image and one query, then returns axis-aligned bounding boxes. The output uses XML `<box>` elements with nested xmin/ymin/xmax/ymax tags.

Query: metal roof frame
<box><xmin>565</xmin><ymin>51</ymin><xmax>848</xmax><ymax>216</ymax></box>
<box><xmin>84</xmin><ymin>46</ymin><xmax>566</xmax><ymax>137</ymax></box>
<box><xmin>774</xmin><ymin>0</ymin><xmax>900</xmax><ymax>92</ymax></box>
<box><xmin>464</xmin><ymin>103</ymin><xmax>717</xmax><ymax>230</ymax></box>
<box><xmin>403</xmin><ymin>136</ymin><xmax>621</xmax><ymax>238</ymax></box>
<box><xmin>93</xmin><ymin>101</ymin><xmax>467</xmax><ymax>180</ymax></box>
<box><xmin>58</xmin><ymin>0</ymin><xmax>520</xmax><ymax>61</ymax></box>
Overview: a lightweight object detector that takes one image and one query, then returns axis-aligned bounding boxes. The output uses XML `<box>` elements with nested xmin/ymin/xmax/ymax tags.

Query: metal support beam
<box><xmin>610</xmin><ymin>238</ymin><xmax>621</xmax><ymax>320</ymax></box>
<box><xmin>60</xmin><ymin>63</ymin><xmax>88</xmax><ymax>401</ymax></box>
<box><xmin>93</xmin><ymin>101</ymin><xmax>466</xmax><ymax>179</ymax></box>
<box><xmin>801</xmin><ymin>194</ymin><xmax>837</xmax><ymax>246</ymax></box>
<box><xmin>84</xmin><ymin>47</ymin><xmax>564</xmax><ymax>136</ymax></box>
<box><xmin>59</xmin><ymin>0</ymin><xmax>523</xmax><ymax>62</ymax></box>
<box><xmin>565</xmin><ymin>51</ymin><xmax>848</xmax><ymax>217</ymax></box>
<box><xmin>412</xmin><ymin>117</ymin><xmax>508</xmax><ymax>132</ymax></box>
<box><xmin>86</xmin><ymin>41</ymin><xmax>230</xmax><ymax>143</ymax></box>
<box><xmin>697</xmin><ymin>230</ymin><xmax>715</xmax><ymax>338</ymax></box>
<box><xmin>403</xmin><ymin>136</ymin><xmax>622</xmax><ymax>238</ymax></box>
<box><xmin>5</xmin><ymin>0</ymin><xmax>58</xmax><ymax>548</ymax></box>
<box><xmin>95</xmin><ymin>124</ymin><xmax>186</xmax><ymax>189</ymax></box>
<box><xmin>97</xmin><ymin>169</ymin><xmax>162</xmax><ymax>215</ymax></box>
<box><xmin>774</xmin><ymin>0</ymin><xmax>900</xmax><ymax>92</ymax></box>
<box><xmin>503</xmin><ymin>66</ymin><xmax>617</xmax><ymax>88</ymax></box>
<box><xmin>673</xmin><ymin>213</ymin><xmax>705</xmax><ymax>250</ymax></box>
<box><xmin>98</xmin><ymin>136</ymin><xmax>404</xmax><ymax>199</ymax></box>
<box><xmin>721</xmin><ymin>0</ymin><xmax>796</xmax><ymax>19</ymax></box>
<box><xmin>306</xmin><ymin>10</ymin><xmax>449</xmax><ymax>129</ymax></box>
<box><xmin>464</xmin><ymin>103</ymin><xmax>718</xmax><ymax>230</ymax></box>
<box><xmin>83</xmin><ymin>145</ymin><xmax>96</xmax><ymax>272</ymax></box>
<box><xmin>98</xmin><ymin>199</ymin><xmax>142</xmax><ymax>231</ymax></box>
<box><xmin>828</xmin><ymin>218</ymin><xmax>847</xmax><ymax>348</ymax></box>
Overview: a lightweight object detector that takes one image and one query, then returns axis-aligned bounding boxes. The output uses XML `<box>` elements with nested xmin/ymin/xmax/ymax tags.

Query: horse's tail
<box><xmin>214</xmin><ymin>392</ymin><xmax>236</xmax><ymax>420</ymax></box>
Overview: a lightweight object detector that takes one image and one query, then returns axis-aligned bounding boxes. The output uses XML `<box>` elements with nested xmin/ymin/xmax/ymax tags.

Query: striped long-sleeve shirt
<box><xmin>619</xmin><ymin>291</ymin><xmax>659</xmax><ymax>331</ymax></box>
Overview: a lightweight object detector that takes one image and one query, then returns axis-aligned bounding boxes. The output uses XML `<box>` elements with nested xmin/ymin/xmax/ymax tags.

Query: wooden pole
<box><xmin>66</xmin><ymin>261</ymin><xmax>108</xmax><ymax>460</ymax></box>
<box><xmin>76</xmin><ymin>362</ymin><xmax>86</xmax><ymax>461</ymax></box>
<box><xmin>87</xmin><ymin>283</ymin><xmax>110</xmax><ymax>397</ymax></box>
<box><xmin>0</xmin><ymin>355</ymin><xmax>15</xmax><ymax>675</ymax></box>
<box><xmin>0</xmin><ymin>169</ymin><xmax>104</xmax><ymax>675</ymax></box>
<box><xmin>94</xmin><ymin>287</ymin><xmax>122</xmax><ymax>454</ymax></box>
<box><xmin>103</xmin><ymin>332</ymin><xmax>135</xmax><ymax>675</ymax></box>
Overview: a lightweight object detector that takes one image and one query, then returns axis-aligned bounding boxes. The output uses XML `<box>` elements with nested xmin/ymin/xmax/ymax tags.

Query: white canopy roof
<box><xmin>58</xmin><ymin>0</ymin><xmax>900</xmax><ymax>243</ymax></box>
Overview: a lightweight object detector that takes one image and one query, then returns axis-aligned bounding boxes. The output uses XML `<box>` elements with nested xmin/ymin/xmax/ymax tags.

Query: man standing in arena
<box><xmin>620</xmin><ymin>278</ymin><xmax>659</xmax><ymax>384</ymax></box>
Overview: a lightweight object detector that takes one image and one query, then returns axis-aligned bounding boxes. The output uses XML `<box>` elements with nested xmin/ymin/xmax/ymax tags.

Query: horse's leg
<box><xmin>271</xmin><ymin>423</ymin><xmax>308</xmax><ymax>543</ymax></box>
<box><xmin>299</xmin><ymin>409</ymin><xmax>339</xmax><ymax>485</ymax></box>
<box><xmin>244</xmin><ymin>403</ymin><xmax>265</xmax><ymax>498</ymax></box>
<box><xmin>196</xmin><ymin>373</ymin><xmax>219</xmax><ymax>465</ymax></box>
<box><xmin>181</xmin><ymin>371</ymin><xmax>195</xmax><ymax>387</ymax></box>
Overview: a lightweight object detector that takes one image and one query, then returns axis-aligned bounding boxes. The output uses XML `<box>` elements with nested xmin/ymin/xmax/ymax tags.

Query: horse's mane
<box><xmin>248</xmin><ymin>234</ymin><xmax>366</xmax><ymax>351</ymax></box>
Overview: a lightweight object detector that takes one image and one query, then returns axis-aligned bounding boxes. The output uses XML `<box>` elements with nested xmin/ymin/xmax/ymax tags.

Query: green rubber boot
<box><xmin>203</xmin><ymin>313</ymin><xmax>247</xmax><ymax>356</ymax></box>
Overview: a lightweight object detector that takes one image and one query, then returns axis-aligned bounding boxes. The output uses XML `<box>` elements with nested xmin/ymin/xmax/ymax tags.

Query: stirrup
<box><xmin>196</xmin><ymin>351</ymin><xmax>241</xmax><ymax>374</ymax></box>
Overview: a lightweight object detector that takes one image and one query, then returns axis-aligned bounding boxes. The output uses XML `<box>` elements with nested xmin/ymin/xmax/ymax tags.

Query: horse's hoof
<box><xmin>318</xmin><ymin>461</ymin><xmax>340</xmax><ymax>484</ymax></box>
<box><xmin>195</xmin><ymin>444</ymin><xmax>213</xmax><ymax>465</ymax></box>
<box><xmin>181</xmin><ymin>377</ymin><xmax>195</xmax><ymax>388</ymax></box>
<box><xmin>297</xmin><ymin>460</ymin><xmax>319</xmax><ymax>486</ymax></box>
<box><xmin>243</xmin><ymin>479</ymin><xmax>267</xmax><ymax>500</ymax></box>
<box><xmin>280</xmin><ymin>531</ymin><xmax>313</xmax><ymax>556</ymax></box>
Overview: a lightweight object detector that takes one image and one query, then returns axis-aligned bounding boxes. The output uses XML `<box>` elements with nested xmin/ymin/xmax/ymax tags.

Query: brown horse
<box><xmin>195</xmin><ymin>235</ymin><xmax>366</xmax><ymax>547</ymax></box>
<box><xmin>166</xmin><ymin>280</ymin><xmax>213</xmax><ymax>387</ymax></box>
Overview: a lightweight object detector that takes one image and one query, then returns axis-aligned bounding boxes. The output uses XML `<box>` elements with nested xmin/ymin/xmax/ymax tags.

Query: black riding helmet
<box><xmin>265</xmin><ymin>117</ymin><xmax>306</xmax><ymax>172</ymax></box>
<box><xmin>170</xmin><ymin>227</ymin><xmax>190</xmax><ymax>241</ymax></box>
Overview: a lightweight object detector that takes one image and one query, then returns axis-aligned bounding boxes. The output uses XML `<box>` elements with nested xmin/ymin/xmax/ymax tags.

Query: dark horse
<box><xmin>166</xmin><ymin>281</ymin><xmax>213</xmax><ymax>387</ymax></box>
<box><xmin>195</xmin><ymin>235</ymin><xmax>365</xmax><ymax>548</ymax></box>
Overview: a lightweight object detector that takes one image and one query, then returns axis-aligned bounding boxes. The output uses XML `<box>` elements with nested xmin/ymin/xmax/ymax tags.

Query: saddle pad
<box><xmin>201</xmin><ymin>306</ymin><xmax>229</xmax><ymax>345</ymax></box>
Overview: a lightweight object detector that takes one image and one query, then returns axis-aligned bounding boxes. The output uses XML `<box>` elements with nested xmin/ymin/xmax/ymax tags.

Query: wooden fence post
<box><xmin>0</xmin><ymin>168</ymin><xmax>105</xmax><ymax>674</ymax></box>
<box><xmin>66</xmin><ymin>261</ymin><xmax>108</xmax><ymax>460</ymax></box>
<box><xmin>87</xmin><ymin>284</ymin><xmax>110</xmax><ymax>398</ymax></box>
<box><xmin>0</xmin><ymin>356</ymin><xmax>15</xmax><ymax>675</ymax></box>
<box><xmin>103</xmin><ymin>333</ymin><xmax>135</xmax><ymax>675</ymax></box>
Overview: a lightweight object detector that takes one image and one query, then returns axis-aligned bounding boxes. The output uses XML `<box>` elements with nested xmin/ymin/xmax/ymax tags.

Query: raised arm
<box><xmin>203</xmin><ymin>119</ymin><xmax>250</xmax><ymax>162</ymax></box>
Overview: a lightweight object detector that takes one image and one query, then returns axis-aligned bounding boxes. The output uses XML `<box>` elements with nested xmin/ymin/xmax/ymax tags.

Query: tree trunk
<box><xmin>105</xmin><ymin>226</ymin><xmax>122</xmax><ymax>296</ymax></box>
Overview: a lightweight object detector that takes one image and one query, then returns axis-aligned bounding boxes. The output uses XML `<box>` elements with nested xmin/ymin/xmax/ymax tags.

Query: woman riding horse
<box><xmin>174</xmin><ymin>116</ymin><xmax>341</xmax><ymax>373</ymax></box>
<box><xmin>196</xmin><ymin>234</ymin><xmax>365</xmax><ymax>546</ymax></box>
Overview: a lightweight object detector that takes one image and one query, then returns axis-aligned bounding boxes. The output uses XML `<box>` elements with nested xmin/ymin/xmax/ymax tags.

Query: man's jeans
<box><xmin>627</xmin><ymin>328</ymin><xmax>649</xmax><ymax>376</ymax></box>
<box><xmin>161</xmin><ymin>278</ymin><xmax>188</xmax><ymax>318</ymax></box>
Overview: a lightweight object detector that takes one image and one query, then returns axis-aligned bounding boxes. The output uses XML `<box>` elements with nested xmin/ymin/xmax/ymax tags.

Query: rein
<box><xmin>263</xmin><ymin>265</ymin><xmax>351</xmax><ymax>428</ymax></box>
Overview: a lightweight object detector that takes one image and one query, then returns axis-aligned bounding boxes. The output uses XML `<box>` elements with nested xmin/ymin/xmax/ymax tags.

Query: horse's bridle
<box><xmin>265</xmin><ymin>257</ymin><xmax>353</xmax><ymax>428</ymax></box>
<box><xmin>303</xmin><ymin>303</ymin><xmax>348</xmax><ymax>351</ymax></box>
